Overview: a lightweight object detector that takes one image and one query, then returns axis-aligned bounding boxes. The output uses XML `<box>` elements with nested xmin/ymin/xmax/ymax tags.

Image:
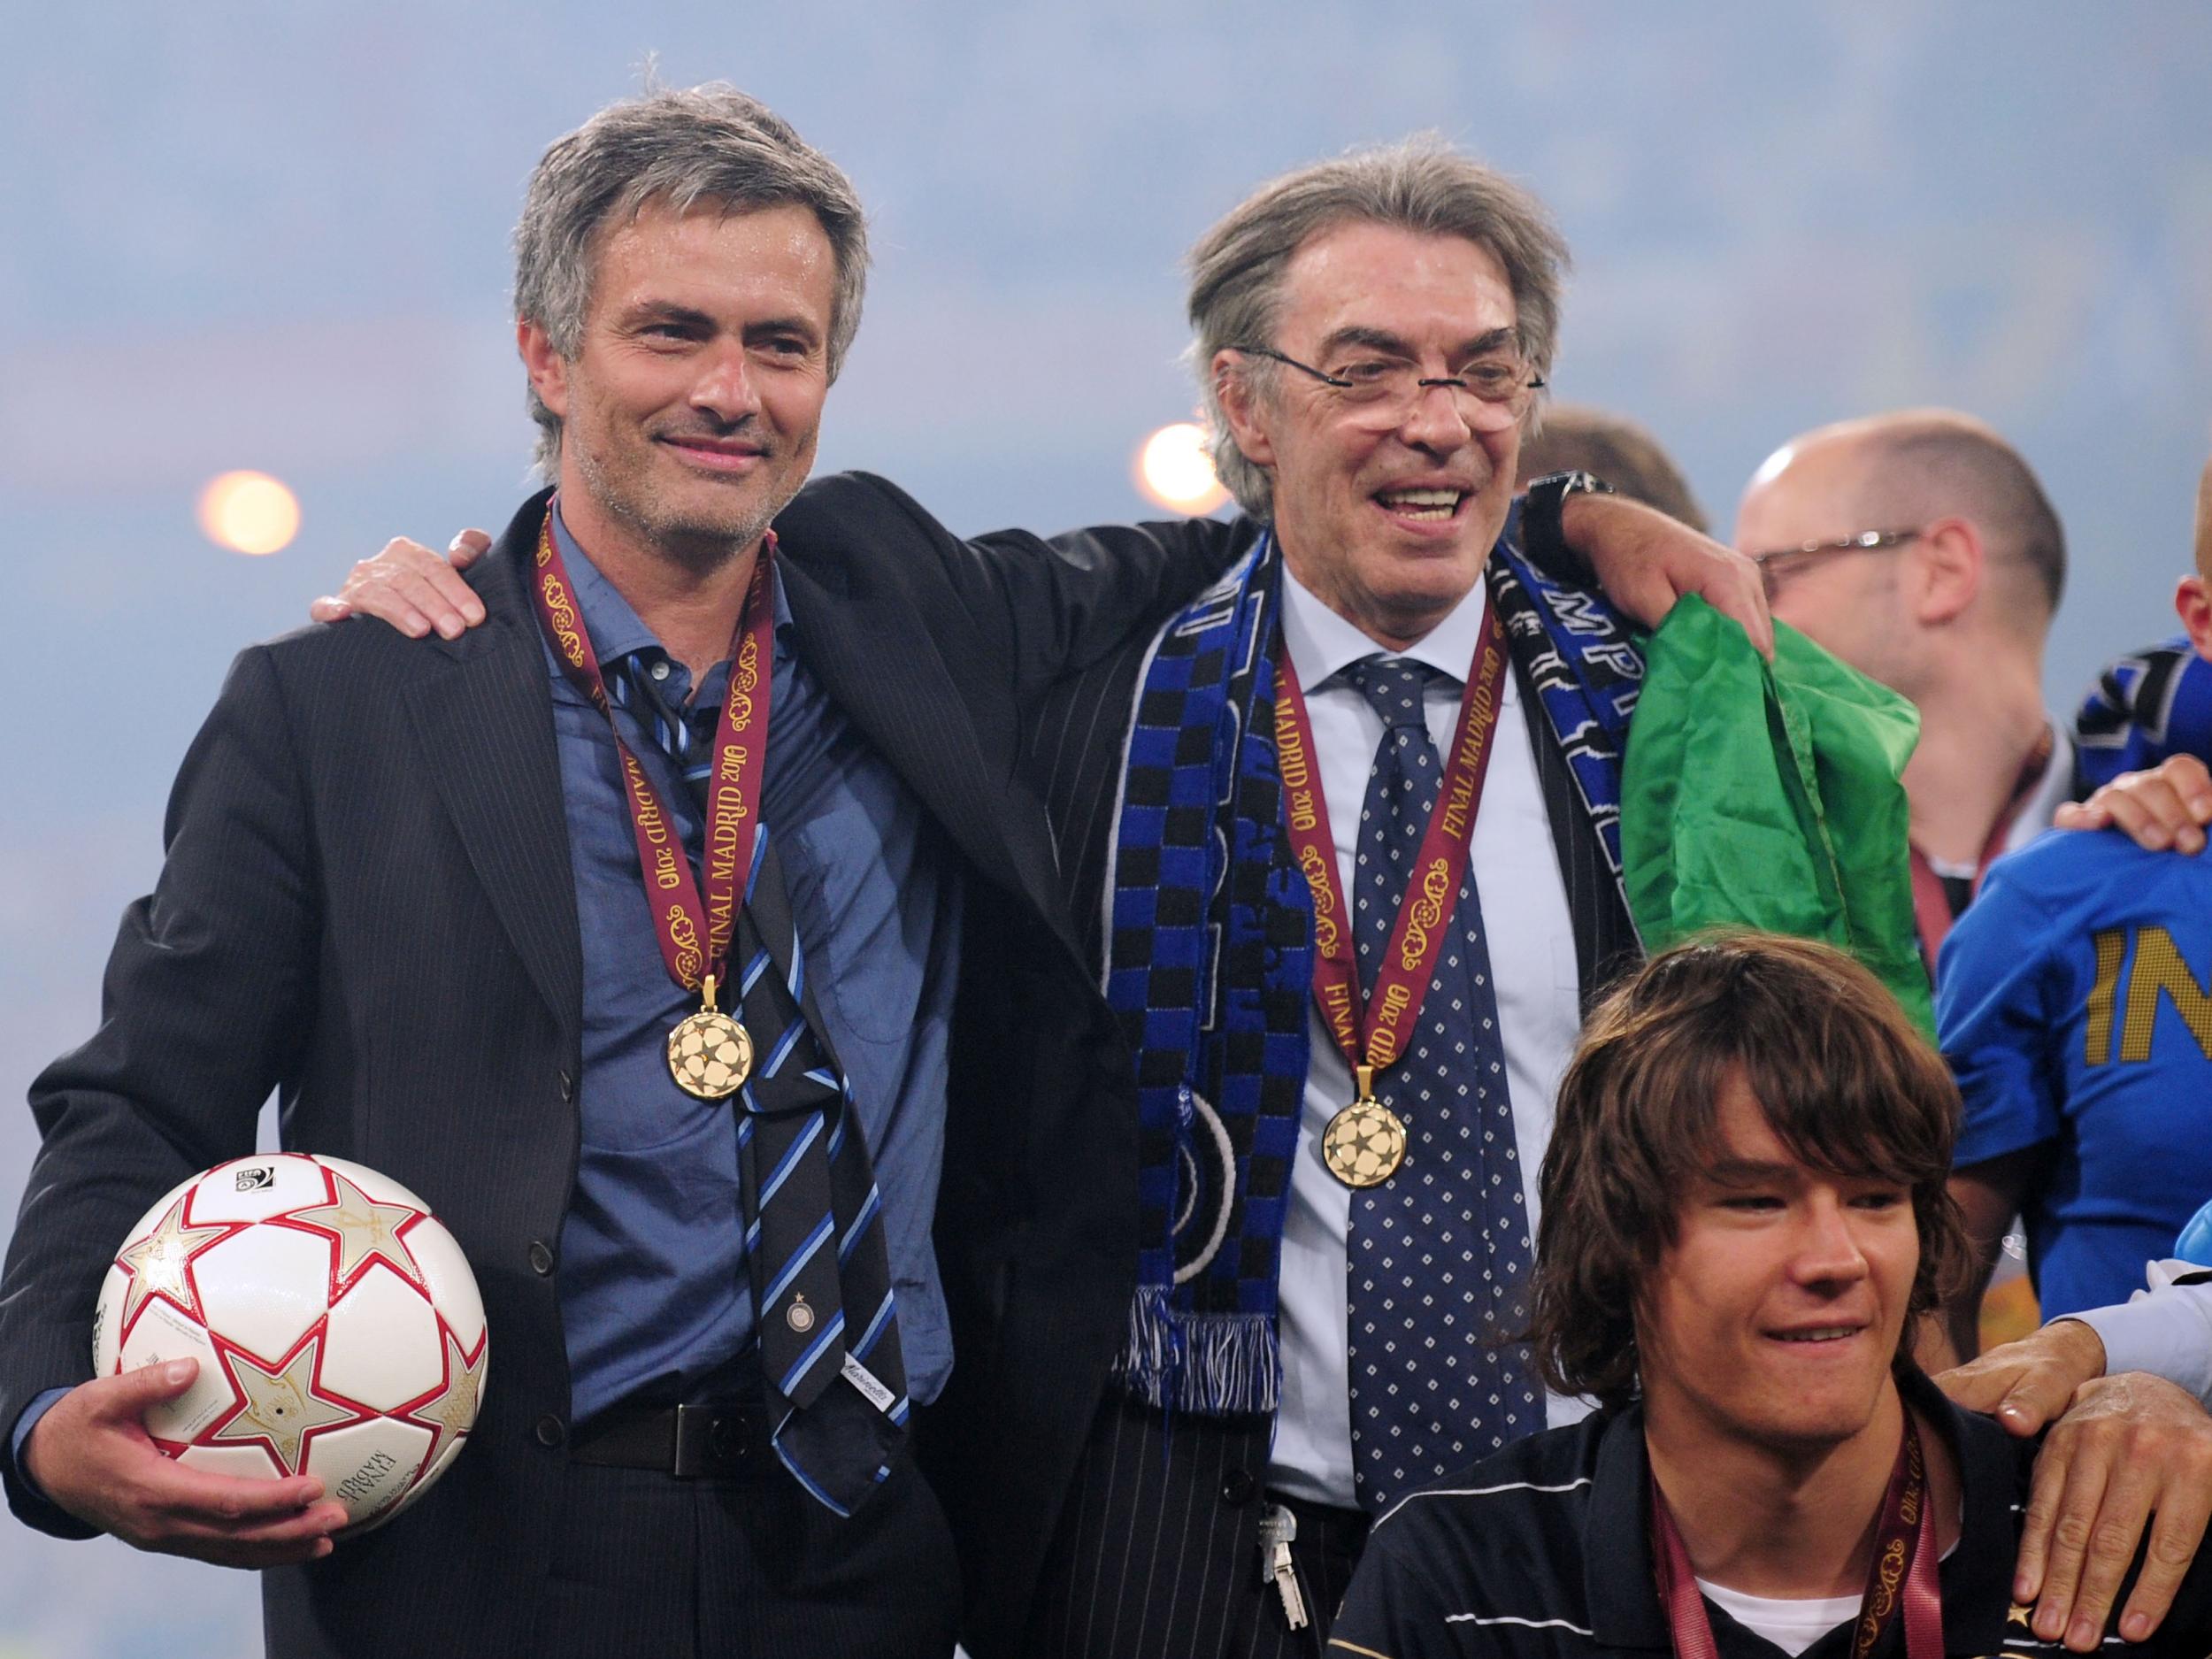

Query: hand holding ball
<box><xmin>92</xmin><ymin>1154</ymin><xmax>488</xmax><ymax>1535</ymax></box>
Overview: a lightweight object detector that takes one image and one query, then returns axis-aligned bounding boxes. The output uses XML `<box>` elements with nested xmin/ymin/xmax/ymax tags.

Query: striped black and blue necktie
<box><xmin>608</xmin><ymin>650</ymin><xmax>909</xmax><ymax>1515</ymax></box>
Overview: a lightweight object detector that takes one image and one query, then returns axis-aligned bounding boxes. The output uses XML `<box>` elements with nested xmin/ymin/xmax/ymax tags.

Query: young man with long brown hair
<box><xmin>1330</xmin><ymin>933</ymin><xmax>2212</xmax><ymax>1659</ymax></box>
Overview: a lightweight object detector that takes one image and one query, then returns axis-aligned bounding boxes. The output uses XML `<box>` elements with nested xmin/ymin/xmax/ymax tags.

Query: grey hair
<box><xmin>1186</xmin><ymin>137</ymin><xmax>1570</xmax><ymax>520</ymax></box>
<box><xmin>514</xmin><ymin>83</ymin><xmax>869</xmax><ymax>478</ymax></box>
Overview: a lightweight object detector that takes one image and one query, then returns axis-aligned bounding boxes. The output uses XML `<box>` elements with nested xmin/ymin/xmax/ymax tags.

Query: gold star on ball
<box><xmin>2008</xmin><ymin>1605</ymin><xmax>2034</xmax><ymax>1630</ymax></box>
<box><xmin>290</xmin><ymin>1171</ymin><xmax>425</xmax><ymax>1286</ymax></box>
<box><xmin>406</xmin><ymin>1326</ymin><xmax>487</xmax><ymax>1470</ymax></box>
<box><xmin>210</xmin><ymin>1335</ymin><xmax>361</xmax><ymax>1474</ymax></box>
<box><xmin>114</xmin><ymin>1196</ymin><xmax>232</xmax><ymax>1330</ymax></box>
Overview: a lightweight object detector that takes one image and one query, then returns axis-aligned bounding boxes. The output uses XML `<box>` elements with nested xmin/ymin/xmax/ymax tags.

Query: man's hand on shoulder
<box><xmin>1938</xmin><ymin>1315</ymin><xmax>2107</xmax><ymax>1434</ymax></box>
<box><xmin>1556</xmin><ymin>493</ymin><xmax>1775</xmax><ymax>659</ymax></box>
<box><xmin>24</xmin><ymin>1360</ymin><xmax>348</xmax><ymax>1568</ymax></box>
<box><xmin>308</xmin><ymin>530</ymin><xmax>492</xmax><ymax>639</ymax></box>
<box><xmin>1944</xmin><ymin>1325</ymin><xmax>2212</xmax><ymax>1652</ymax></box>
<box><xmin>2056</xmin><ymin>755</ymin><xmax>2212</xmax><ymax>856</ymax></box>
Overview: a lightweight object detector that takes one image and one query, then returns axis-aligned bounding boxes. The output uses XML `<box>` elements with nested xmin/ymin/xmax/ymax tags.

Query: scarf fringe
<box><xmin>1114</xmin><ymin>1284</ymin><xmax>1280</xmax><ymax>1417</ymax></box>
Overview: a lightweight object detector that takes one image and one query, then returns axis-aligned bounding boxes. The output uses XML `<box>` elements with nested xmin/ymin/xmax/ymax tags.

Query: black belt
<box><xmin>570</xmin><ymin>1401</ymin><xmax>771</xmax><ymax>1479</ymax></box>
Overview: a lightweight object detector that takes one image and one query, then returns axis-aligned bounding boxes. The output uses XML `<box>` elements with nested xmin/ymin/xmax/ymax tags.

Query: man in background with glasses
<box><xmin>1732</xmin><ymin>409</ymin><xmax>2074</xmax><ymax>979</ymax></box>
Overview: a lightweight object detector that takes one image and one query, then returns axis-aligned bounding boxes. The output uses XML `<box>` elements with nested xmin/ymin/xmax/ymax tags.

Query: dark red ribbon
<box><xmin>1273</xmin><ymin>605</ymin><xmax>1510</xmax><ymax>1079</ymax></box>
<box><xmin>1650</xmin><ymin>1412</ymin><xmax>1943</xmax><ymax>1659</ymax></box>
<box><xmin>526</xmin><ymin>500</ymin><xmax>773</xmax><ymax>997</ymax></box>
<box><xmin>1910</xmin><ymin>726</ymin><xmax>2054</xmax><ymax>969</ymax></box>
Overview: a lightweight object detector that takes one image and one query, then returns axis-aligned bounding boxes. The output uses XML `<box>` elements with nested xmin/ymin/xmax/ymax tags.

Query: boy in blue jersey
<box><xmin>1938</xmin><ymin>458</ymin><xmax>2212</xmax><ymax>1351</ymax></box>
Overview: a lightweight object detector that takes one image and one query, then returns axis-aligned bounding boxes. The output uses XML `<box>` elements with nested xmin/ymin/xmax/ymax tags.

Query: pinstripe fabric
<box><xmin>1013</xmin><ymin>543</ymin><xmax>1640</xmax><ymax>1659</ymax></box>
<box><xmin>6</xmin><ymin>512</ymin><xmax>595</xmax><ymax>1652</ymax></box>
<box><xmin>525</xmin><ymin>1449</ymin><xmax>959</xmax><ymax>1658</ymax></box>
<box><xmin>1023</xmin><ymin>1398</ymin><xmax>1366</xmax><ymax>1659</ymax></box>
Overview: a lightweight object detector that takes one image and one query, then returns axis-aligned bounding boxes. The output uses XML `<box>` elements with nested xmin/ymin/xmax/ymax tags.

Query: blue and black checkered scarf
<box><xmin>2076</xmin><ymin>634</ymin><xmax>2212</xmax><ymax>789</ymax></box>
<box><xmin>1103</xmin><ymin>518</ymin><xmax>1639</xmax><ymax>1418</ymax></box>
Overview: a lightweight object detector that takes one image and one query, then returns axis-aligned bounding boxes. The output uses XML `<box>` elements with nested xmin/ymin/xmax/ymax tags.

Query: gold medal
<box><xmin>1321</xmin><ymin>1064</ymin><xmax>1407</xmax><ymax>1187</ymax></box>
<box><xmin>668</xmin><ymin>974</ymin><xmax>753</xmax><ymax>1100</ymax></box>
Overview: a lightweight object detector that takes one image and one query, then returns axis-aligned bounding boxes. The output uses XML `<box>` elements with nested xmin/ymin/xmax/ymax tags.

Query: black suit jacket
<box><xmin>0</xmin><ymin>474</ymin><xmax>1224</xmax><ymax>1658</ymax></box>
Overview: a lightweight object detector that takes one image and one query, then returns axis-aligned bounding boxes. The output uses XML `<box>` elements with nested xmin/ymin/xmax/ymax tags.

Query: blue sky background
<box><xmin>4</xmin><ymin>5</ymin><xmax>2210</xmax><ymax>1651</ymax></box>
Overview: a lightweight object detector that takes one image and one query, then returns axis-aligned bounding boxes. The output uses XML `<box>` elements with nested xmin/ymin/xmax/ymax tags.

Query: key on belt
<box><xmin>1256</xmin><ymin>1502</ymin><xmax>1309</xmax><ymax>1630</ymax></box>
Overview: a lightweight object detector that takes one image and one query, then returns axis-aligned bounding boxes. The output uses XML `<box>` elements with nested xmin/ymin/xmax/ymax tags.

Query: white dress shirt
<box><xmin>1266</xmin><ymin>566</ymin><xmax>1592</xmax><ymax>1509</ymax></box>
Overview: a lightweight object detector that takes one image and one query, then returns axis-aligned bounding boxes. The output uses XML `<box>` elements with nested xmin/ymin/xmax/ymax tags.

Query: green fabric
<box><xmin>1621</xmin><ymin>595</ymin><xmax>1935</xmax><ymax>1040</ymax></box>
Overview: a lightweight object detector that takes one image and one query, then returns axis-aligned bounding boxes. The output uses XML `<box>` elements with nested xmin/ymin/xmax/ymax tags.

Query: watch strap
<box><xmin>1519</xmin><ymin>470</ymin><xmax>1616</xmax><ymax>590</ymax></box>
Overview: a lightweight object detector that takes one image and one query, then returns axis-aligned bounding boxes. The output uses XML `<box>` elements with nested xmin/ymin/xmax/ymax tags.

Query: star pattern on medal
<box><xmin>403</xmin><ymin>1324</ymin><xmax>487</xmax><ymax>1471</ymax></box>
<box><xmin>287</xmin><ymin>1171</ymin><xmax>426</xmax><ymax>1289</ymax></box>
<box><xmin>209</xmin><ymin>1332</ymin><xmax>364</xmax><ymax>1475</ymax></box>
<box><xmin>113</xmin><ymin>1196</ymin><xmax>234</xmax><ymax>1333</ymax></box>
<box><xmin>1339</xmin><ymin>654</ymin><xmax>1544</xmax><ymax>1513</ymax></box>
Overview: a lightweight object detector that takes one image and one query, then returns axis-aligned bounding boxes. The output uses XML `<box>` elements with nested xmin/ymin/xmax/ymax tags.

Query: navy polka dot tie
<box><xmin>1339</xmin><ymin>654</ymin><xmax>1544</xmax><ymax>1514</ymax></box>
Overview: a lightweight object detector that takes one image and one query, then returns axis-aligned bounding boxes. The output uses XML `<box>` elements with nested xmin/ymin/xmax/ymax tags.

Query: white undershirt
<box><xmin>1694</xmin><ymin>1582</ymin><xmax>1861</xmax><ymax>1657</ymax></box>
<box><xmin>1691</xmin><ymin>1492</ymin><xmax>1962</xmax><ymax>1657</ymax></box>
<box><xmin>1265</xmin><ymin>567</ymin><xmax>1592</xmax><ymax>1509</ymax></box>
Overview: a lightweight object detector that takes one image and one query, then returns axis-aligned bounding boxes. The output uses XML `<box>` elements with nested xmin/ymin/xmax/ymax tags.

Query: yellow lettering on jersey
<box><xmin>2083</xmin><ymin>928</ymin><xmax>2126</xmax><ymax>1066</ymax></box>
<box><xmin>2119</xmin><ymin>926</ymin><xmax>2212</xmax><ymax>1063</ymax></box>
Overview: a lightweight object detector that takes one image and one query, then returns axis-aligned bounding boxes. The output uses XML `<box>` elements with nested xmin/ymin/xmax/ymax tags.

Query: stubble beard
<box><xmin>574</xmin><ymin>426</ymin><xmax>793</xmax><ymax>579</ymax></box>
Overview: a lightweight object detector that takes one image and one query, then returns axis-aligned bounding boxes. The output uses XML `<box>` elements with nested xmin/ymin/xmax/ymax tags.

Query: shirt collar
<box><xmin>549</xmin><ymin>499</ymin><xmax>662</xmax><ymax>672</ymax></box>
<box><xmin>1583</xmin><ymin>1367</ymin><xmax>2020</xmax><ymax>1655</ymax></box>
<box><xmin>547</xmin><ymin>501</ymin><xmax>794</xmax><ymax>680</ymax></box>
<box><xmin>1277</xmin><ymin>554</ymin><xmax>1492</xmax><ymax>695</ymax></box>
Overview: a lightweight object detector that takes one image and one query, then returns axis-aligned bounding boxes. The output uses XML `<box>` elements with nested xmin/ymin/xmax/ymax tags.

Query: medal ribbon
<box><xmin>1274</xmin><ymin>604</ymin><xmax>1510</xmax><ymax>1082</ymax></box>
<box><xmin>1649</xmin><ymin>1412</ymin><xmax>1944</xmax><ymax>1659</ymax></box>
<box><xmin>527</xmin><ymin>501</ymin><xmax>773</xmax><ymax>997</ymax></box>
<box><xmin>1909</xmin><ymin>726</ymin><xmax>2055</xmax><ymax>966</ymax></box>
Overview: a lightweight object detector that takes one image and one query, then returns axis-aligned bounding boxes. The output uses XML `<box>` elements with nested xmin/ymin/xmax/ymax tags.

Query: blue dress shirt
<box><xmin>539</xmin><ymin>506</ymin><xmax>960</xmax><ymax>1422</ymax></box>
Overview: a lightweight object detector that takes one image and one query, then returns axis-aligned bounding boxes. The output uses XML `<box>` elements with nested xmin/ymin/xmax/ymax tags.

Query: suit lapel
<box><xmin>774</xmin><ymin>548</ymin><xmax>1078</xmax><ymax>955</ymax></box>
<box><xmin>402</xmin><ymin>501</ymin><xmax>584</xmax><ymax>1047</ymax></box>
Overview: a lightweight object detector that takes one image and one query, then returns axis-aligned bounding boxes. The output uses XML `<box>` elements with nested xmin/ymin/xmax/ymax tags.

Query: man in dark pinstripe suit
<box><xmin>1005</xmin><ymin>143</ymin><xmax>1689</xmax><ymax>1659</ymax></box>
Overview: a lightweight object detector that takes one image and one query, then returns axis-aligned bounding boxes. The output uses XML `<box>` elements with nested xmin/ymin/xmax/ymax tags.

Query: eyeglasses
<box><xmin>1747</xmin><ymin>528</ymin><xmax>1924</xmax><ymax>597</ymax></box>
<box><xmin>1230</xmin><ymin>344</ymin><xmax>1546</xmax><ymax>422</ymax></box>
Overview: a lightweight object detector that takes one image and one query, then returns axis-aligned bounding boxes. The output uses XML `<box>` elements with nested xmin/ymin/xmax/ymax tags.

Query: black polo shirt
<box><xmin>1328</xmin><ymin>1369</ymin><xmax>2212</xmax><ymax>1659</ymax></box>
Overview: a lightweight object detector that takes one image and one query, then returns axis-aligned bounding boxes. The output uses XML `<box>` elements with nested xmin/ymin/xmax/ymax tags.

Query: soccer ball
<box><xmin>92</xmin><ymin>1153</ymin><xmax>488</xmax><ymax>1535</ymax></box>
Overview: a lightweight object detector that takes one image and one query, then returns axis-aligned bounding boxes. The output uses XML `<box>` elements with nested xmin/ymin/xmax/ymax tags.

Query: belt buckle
<box><xmin>671</xmin><ymin>1402</ymin><xmax>748</xmax><ymax>1479</ymax></box>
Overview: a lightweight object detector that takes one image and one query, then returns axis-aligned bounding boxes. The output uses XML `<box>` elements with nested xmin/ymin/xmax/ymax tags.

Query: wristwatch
<box><xmin>1520</xmin><ymin>470</ymin><xmax>1616</xmax><ymax>590</ymax></box>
